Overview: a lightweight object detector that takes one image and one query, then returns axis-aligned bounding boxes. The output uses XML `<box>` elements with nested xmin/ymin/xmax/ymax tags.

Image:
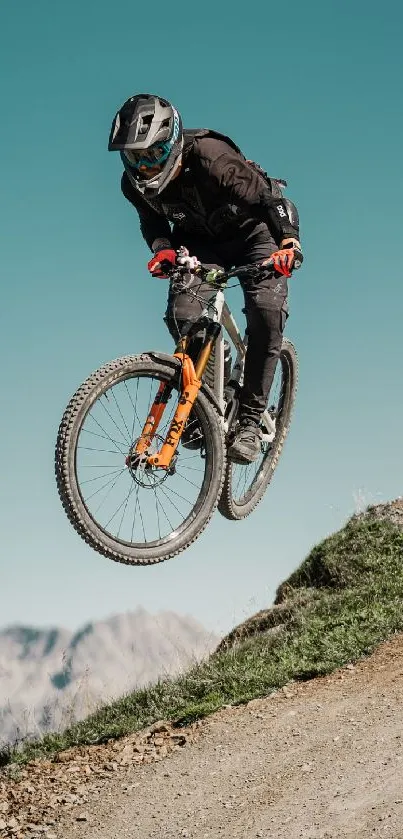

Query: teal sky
<box><xmin>1</xmin><ymin>0</ymin><xmax>402</xmax><ymax>636</ymax></box>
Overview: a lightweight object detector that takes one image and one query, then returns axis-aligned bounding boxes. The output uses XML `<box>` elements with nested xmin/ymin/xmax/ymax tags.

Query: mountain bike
<box><xmin>55</xmin><ymin>260</ymin><xmax>298</xmax><ymax>565</ymax></box>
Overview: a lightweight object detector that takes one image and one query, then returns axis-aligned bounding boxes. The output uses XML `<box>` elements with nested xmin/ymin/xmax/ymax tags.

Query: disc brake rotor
<box><xmin>126</xmin><ymin>434</ymin><xmax>178</xmax><ymax>488</ymax></box>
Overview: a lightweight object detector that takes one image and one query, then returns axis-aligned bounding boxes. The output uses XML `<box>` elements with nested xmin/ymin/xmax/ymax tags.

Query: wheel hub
<box><xmin>126</xmin><ymin>435</ymin><xmax>177</xmax><ymax>487</ymax></box>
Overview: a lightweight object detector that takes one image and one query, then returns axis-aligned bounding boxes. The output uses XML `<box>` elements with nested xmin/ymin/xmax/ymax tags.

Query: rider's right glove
<box><xmin>148</xmin><ymin>249</ymin><xmax>177</xmax><ymax>278</ymax></box>
<box><xmin>262</xmin><ymin>239</ymin><xmax>304</xmax><ymax>278</ymax></box>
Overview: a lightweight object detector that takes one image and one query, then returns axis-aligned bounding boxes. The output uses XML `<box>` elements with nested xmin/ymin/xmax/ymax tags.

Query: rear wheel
<box><xmin>218</xmin><ymin>339</ymin><xmax>298</xmax><ymax>520</ymax></box>
<box><xmin>55</xmin><ymin>354</ymin><xmax>226</xmax><ymax>565</ymax></box>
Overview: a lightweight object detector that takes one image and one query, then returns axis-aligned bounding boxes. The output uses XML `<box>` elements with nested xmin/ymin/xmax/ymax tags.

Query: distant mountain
<box><xmin>0</xmin><ymin>609</ymin><xmax>217</xmax><ymax>744</ymax></box>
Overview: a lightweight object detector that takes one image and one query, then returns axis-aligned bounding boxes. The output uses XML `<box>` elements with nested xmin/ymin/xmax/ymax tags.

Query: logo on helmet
<box><xmin>112</xmin><ymin>114</ymin><xmax>120</xmax><ymax>141</ymax></box>
<box><xmin>172</xmin><ymin>109</ymin><xmax>180</xmax><ymax>144</ymax></box>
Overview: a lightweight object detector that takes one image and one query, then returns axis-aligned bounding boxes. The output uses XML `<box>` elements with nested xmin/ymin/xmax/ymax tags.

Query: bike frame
<box><xmin>133</xmin><ymin>267</ymin><xmax>277</xmax><ymax>470</ymax></box>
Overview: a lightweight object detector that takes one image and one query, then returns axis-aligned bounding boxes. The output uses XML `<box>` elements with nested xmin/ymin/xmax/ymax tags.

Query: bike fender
<box><xmin>143</xmin><ymin>351</ymin><xmax>182</xmax><ymax>369</ymax></box>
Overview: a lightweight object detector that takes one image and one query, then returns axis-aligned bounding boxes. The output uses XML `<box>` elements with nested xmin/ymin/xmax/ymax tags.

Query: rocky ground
<box><xmin>2</xmin><ymin>632</ymin><xmax>403</xmax><ymax>839</ymax></box>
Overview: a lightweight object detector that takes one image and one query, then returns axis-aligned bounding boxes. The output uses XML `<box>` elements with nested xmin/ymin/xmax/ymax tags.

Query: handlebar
<box><xmin>165</xmin><ymin>260</ymin><xmax>273</xmax><ymax>287</ymax></box>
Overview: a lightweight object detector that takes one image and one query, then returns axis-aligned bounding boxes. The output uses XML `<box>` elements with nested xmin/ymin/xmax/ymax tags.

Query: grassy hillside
<box><xmin>3</xmin><ymin>501</ymin><xmax>403</xmax><ymax>767</ymax></box>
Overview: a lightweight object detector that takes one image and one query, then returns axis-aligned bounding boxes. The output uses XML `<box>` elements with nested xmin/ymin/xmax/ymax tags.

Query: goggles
<box><xmin>124</xmin><ymin>140</ymin><xmax>172</xmax><ymax>170</ymax></box>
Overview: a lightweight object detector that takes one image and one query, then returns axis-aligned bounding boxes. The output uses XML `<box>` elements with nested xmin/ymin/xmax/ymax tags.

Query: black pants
<box><xmin>164</xmin><ymin>223</ymin><xmax>288</xmax><ymax>424</ymax></box>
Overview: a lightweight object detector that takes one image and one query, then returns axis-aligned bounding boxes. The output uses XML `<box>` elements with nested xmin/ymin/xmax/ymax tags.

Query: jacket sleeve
<box><xmin>121</xmin><ymin>172</ymin><xmax>172</xmax><ymax>252</ymax></box>
<box><xmin>196</xmin><ymin>139</ymin><xmax>300</xmax><ymax>243</ymax></box>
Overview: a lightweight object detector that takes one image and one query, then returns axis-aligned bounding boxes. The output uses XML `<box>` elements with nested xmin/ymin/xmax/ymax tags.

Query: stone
<box><xmin>151</xmin><ymin>722</ymin><xmax>171</xmax><ymax>734</ymax></box>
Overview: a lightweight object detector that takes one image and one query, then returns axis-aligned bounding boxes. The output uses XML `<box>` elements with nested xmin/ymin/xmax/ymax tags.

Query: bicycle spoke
<box><xmin>176</xmin><ymin>463</ymin><xmax>204</xmax><ymax>473</ymax></box>
<box><xmin>117</xmin><ymin>483</ymin><xmax>136</xmax><ymax>538</ymax></box>
<box><xmin>131</xmin><ymin>484</ymin><xmax>141</xmax><ymax>542</ymax></box>
<box><xmin>159</xmin><ymin>483</ymin><xmax>194</xmax><ymax>506</ymax></box>
<box><xmin>147</xmin><ymin>378</ymin><xmax>153</xmax><ymax>417</ymax></box>
<box><xmin>155</xmin><ymin>492</ymin><xmax>174</xmax><ymax>533</ymax></box>
<box><xmin>99</xmin><ymin>396</ymin><xmax>131</xmax><ymax>446</ymax></box>
<box><xmin>77</xmin><ymin>446</ymin><xmax>124</xmax><ymax>455</ymax></box>
<box><xmin>110</xmin><ymin>387</ymin><xmax>133</xmax><ymax>443</ymax></box>
<box><xmin>137</xmin><ymin>492</ymin><xmax>147</xmax><ymax>543</ymax></box>
<box><xmin>84</xmin><ymin>468</ymin><xmax>127</xmax><ymax>504</ymax></box>
<box><xmin>79</xmin><ymin>464</ymin><xmax>126</xmax><ymax>469</ymax></box>
<box><xmin>153</xmin><ymin>488</ymin><xmax>162</xmax><ymax>540</ymax></box>
<box><xmin>125</xmin><ymin>377</ymin><xmax>141</xmax><ymax>441</ymax></box>
<box><xmin>234</xmin><ymin>465</ymin><xmax>245</xmax><ymax>496</ymax></box>
<box><xmin>81</xmin><ymin>428</ymin><xmax>129</xmax><ymax>450</ymax></box>
<box><xmin>175</xmin><ymin>470</ymin><xmax>204</xmax><ymax>490</ymax></box>
<box><xmin>157</xmin><ymin>484</ymin><xmax>189</xmax><ymax>519</ymax></box>
<box><xmin>80</xmin><ymin>468</ymin><xmax>126</xmax><ymax>486</ymax></box>
<box><xmin>84</xmin><ymin>414</ymin><xmax>128</xmax><ymax>454</ymax></box>
<box><xmin>105</xmin><ymin>482</ymin><xmax>136</xmax><ymax>531</ymax></box>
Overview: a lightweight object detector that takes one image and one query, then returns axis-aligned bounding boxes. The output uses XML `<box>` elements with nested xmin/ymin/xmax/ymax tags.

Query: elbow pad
<box><xmin>284</xmin><ymin>198</ymin><xmax>300</xmax><ymax>236</ymax></box>
<box><xmin>151</xmin><ymin>237</ymin><xmax>172</xmax><ymax>253</ymax></box>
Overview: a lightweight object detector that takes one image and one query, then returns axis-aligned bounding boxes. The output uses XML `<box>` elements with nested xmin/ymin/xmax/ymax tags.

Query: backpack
<box><xmin>184</xmin><ymin>129</ymin><xmax>288</xmax><ymax>199</ymax></box>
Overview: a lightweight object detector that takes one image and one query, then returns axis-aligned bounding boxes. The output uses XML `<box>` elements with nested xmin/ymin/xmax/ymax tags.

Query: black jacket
<box><xmin>121</xmin><ymin>129</ymin><xmax>300</xmax><ymax>251</ymax></box>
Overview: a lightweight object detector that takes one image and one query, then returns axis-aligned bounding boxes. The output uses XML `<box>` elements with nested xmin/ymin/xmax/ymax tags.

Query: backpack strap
<box><xmin>246</xmin><ymin>160</ymin><xmax>288</xmax><ymax>197</ymax></box>
<box><xmin>183</xmin><ymin>128</ymin><xmax>244</xmax><ymax>155</ymax></box>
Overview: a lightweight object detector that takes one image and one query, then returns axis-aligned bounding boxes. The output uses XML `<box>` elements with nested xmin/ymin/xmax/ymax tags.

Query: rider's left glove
<box><xmin>262</xmin><ymin>239</ymin><xmax>304</xmax><ymax>278</ymax></box>
<box><xmin>148</xmin><ymin>249</ymin><xmax>177</xmax><ymax>278</ymax></box>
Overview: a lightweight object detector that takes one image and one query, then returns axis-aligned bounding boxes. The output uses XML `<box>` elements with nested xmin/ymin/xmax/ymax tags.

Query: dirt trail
<box><xmin>51</xmin><ymin>635</ymin><xmax>403</xmax><ymax>839</ymax></box>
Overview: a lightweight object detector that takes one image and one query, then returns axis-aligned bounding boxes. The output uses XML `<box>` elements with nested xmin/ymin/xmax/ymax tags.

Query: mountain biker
<box><xmin>108</xmin><ymin>93</ymin><xmax>303</xmax><ymax>463</ymax></box>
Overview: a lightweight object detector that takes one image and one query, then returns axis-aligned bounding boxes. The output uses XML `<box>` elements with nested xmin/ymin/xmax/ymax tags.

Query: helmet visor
<box><xmin>124</xmin><ymin>140</ymin><xmax>172</xmax><ymax>169</ymax></box>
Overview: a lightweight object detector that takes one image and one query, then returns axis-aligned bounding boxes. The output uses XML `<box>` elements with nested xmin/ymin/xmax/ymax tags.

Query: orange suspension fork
<box><xmin>145</xmin><ymin>335</ymin><xmax>216</xmax><ymax>470</ymax></box>
<box><xmin>134</xmin><ymin>381</ymin><xmax>172</xmax><ymax>456</ymax></box>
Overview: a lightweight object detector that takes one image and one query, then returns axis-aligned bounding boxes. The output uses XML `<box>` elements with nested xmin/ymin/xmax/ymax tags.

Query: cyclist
<box><xmin>108</xmin><ymin>93</ymin><xmax>303</xmax><ymax>463</ymax></box>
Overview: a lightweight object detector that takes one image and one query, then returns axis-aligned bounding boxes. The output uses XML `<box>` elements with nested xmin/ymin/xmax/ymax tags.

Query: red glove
<box><xmin>148</xmin><ymin>249</ymin><xmax>177</xmax><ymax>278</ymax></box>
<box><xmin>263</xmin><ymin>249</ymin><xmax>294</xmax><ymax>278</ymax></box>
<box><xmin>262</xmin><ymin>241</ymin><xmax>303</xmax><ymax>278</ymax></box>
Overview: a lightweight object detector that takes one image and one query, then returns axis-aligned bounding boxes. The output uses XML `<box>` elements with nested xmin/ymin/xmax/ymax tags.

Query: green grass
<box><xmin>3</xmin><ymin>511</ymin><xmax>403</xmax><ymax>767</ymax></box>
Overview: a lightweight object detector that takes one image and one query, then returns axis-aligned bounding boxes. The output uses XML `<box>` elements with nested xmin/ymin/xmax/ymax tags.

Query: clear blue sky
<box><xmin>1</xmin><ymin>0</ymin><xmax>402</xmax><ymax>636</ymax></box>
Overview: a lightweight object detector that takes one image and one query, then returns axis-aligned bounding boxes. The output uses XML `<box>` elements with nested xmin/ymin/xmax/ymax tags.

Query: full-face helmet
<box><xmin>108</xmin><ymin>93</ymin><xmax>183</xmax><ymax>194</ymax></box>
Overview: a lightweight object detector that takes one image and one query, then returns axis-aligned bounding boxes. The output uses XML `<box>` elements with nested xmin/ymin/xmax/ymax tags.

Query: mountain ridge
<box><xmin>0</xmin><ymin>609</ymin><xmax>217</xmax><ymax>744</ymax></box>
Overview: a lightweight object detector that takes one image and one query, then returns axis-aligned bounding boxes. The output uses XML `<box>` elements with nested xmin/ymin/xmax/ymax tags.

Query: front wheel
<box><xmin>218</xmin><ymin>339</ymin><xmax>298</xmax><ymax>521</ymax></box>
<box><xmin>55</xmin><ymin>354</ymin><xmax>226</xmax><ymax>565</ymax></box>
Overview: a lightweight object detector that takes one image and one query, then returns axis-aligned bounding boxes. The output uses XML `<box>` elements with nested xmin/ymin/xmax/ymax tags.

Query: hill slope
<box><xmin>2</xmin><ymin>634</ymin><xmax>403</xmax><ymax>838</ymax></box>
<box><xmin>1</xmin><ymin>499</ymin><xmax>402</xmax><ymax>837</ymax></box>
